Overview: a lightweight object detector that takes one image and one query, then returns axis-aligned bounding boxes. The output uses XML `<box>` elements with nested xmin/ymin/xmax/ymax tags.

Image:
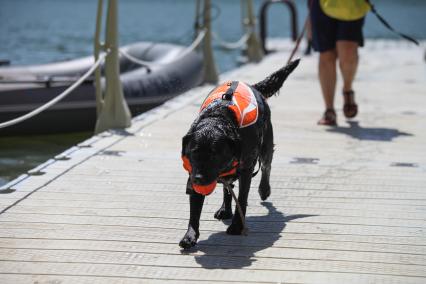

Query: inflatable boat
<box><xmin>0</xmin><ymin>42</ymin><xmax>204</xmax><ymax>135</ymax></box>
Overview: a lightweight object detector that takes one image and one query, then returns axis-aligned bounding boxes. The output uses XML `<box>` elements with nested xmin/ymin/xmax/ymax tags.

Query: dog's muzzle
<box><xmin>182</xmin><ymin>155</ymin><xmax>238</xmax><ymax>195</ymax></box>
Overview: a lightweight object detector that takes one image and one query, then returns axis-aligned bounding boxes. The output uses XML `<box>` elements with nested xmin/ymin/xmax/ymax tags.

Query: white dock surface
<box><xmin>1</xmin><ymin>40</ymin><xmax>425</xmax><ymax>283</ymax></box>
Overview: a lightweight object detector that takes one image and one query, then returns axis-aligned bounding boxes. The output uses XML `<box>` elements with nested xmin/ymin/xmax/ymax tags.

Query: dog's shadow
<box><xmin>189</xmin><ymin>202</ymin><xmax>315</xmax><ymax>269</ymax></box>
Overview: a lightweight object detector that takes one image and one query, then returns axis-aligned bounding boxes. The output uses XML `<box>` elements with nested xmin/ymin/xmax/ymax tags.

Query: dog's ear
<box><xmin>182</xmin><ymin>134</ymin><xmax>192</xmax><ymax>156</ymax></box>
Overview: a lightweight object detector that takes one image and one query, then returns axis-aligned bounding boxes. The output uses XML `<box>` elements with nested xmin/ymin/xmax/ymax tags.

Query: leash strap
<box><xmin>287</xmin><ymin>16</ymin><xmax>309</xmax><ymax>64</ymax></box>
<box><xmin>225</xmin><ymin>183</ymin><xmax>248</xmax><ymax>236</ymax></box>
<box><xmin>287</xmin><ymin>0</ymin><xmax>315</xmax><ymax>64</ymax></box>
<box><xmin>366</xmin><ymin>0</ymin><xmax>419</xmax><ymax>45</ymax></box>
<box><xmin>252</xmin><ymin>159</ymin><xmax>261</xmax><ymax>177</ymax></box>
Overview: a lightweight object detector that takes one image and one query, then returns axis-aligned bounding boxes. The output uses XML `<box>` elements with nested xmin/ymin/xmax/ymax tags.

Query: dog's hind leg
<box><xmin>214</xmin><ymin>185</ymin><xmax>233</xmax><ymax>220</ymax></box>
<box><xmin>259</xmin><ymin>122</ymin><xmax>274</xmax><ymax>201</ymax></box>
<box><xmin>179</xmin><ymin>191</ymin><xmax>205</xmax><ymax>249</ymax></box>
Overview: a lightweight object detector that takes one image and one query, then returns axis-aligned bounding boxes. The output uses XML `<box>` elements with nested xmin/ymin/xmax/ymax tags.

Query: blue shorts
<box><xmin>310</xmin><ymin>0</ymin><xmax>365</xmax><ymax>52</ymax></box>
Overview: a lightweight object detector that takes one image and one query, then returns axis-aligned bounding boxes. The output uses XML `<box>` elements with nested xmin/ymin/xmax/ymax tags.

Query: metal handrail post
<box><xmin>94</xmin><ymin>0</ymin><xmax>104</xmax><ymax>115</ymax></box>
<box><xmin>259</xmin><ymin>0</ymin><xmax>298</xmax><ymax>54</ymax></box>
<box><xmin>95</xmin><ymin>0</ymin><xmax>131</xmax><ymax>134</ymax></box>
<box><xmin>202</xmin><ymin>0</ymin><xmax>219</xmax><ymax>84</ymax></box>
<box><xmin>245</xmin><ymin>0</ymin><xmax>264</xmax><ymax>62</ymax></box>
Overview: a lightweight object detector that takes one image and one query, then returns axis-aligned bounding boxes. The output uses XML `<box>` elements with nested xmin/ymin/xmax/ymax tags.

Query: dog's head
<box><xmin>182</xmin><ymin>122</ymin><xmax>240</xmax><ymax>195</ymax></box>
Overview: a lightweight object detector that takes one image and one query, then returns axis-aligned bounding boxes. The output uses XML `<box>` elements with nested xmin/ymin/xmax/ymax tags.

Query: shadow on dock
<box><xmin>191</xmin><ymin>202</ymin><xmax>315</xmax><ymax>269</ymax></box>
<box><xmin>327</xmin><ymin>121</ymin><xmax>412</xmax><ymax>141</ymax></box>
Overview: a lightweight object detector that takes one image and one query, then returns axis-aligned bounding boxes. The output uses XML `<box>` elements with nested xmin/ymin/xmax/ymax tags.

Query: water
<box><xmin>1</xmin><ymin>0</ymin><xmax>425</xmax><ymax>186</ymax></box>
<box><xmin>0</xmin><ymin>132</ymin><xmax>90</xmax><ymax>185</ymax></box>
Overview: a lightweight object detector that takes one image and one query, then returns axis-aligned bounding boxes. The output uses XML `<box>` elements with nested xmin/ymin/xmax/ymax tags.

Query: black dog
<box><xmin>179</xmin><ymin>60</ymin><xmax>299</xmax><ymax>249</ymax></box>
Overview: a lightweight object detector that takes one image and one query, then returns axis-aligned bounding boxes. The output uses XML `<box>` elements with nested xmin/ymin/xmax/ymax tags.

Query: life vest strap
<box><xmin>222</xmin><ymin>81</ymin><xmax>239</xmax><ymax>101</ymax></box>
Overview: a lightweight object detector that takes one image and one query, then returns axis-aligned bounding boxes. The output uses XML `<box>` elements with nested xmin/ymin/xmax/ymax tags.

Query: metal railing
<box><xmin>259</xmin><ymin>0</ymin><xmax>298</xmax><ymax>54</ymax></box>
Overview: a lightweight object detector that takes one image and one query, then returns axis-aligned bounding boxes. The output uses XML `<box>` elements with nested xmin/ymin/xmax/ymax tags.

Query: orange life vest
<box><xmin>200</xmin><ymin>81</ymin><xmax>258</xmax><ymax>128</ymax></box>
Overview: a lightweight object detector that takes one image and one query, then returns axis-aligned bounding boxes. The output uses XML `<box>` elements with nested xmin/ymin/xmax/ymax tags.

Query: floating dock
<box><xmin>0</xmin><ymin>40</ymin><xmax>425</xmax><ymax>283</ymax></box>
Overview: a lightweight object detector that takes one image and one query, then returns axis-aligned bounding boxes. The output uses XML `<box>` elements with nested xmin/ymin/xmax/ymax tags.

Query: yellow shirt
<box><xmin>320</xmin><ymin>0</ymin><xmax>371</xmax><ymax>21</ymax></box>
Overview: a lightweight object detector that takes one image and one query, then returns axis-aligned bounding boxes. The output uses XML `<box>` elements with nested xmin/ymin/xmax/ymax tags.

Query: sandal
<box><xmin>343</xmin><ymin>90</ymin><xmax>358</xmax><ymax>118</ymax></box>
<box><xmin>318</xmin><ymin>109</ymin><xmax>337</xmax><ymax>126</ymax></box>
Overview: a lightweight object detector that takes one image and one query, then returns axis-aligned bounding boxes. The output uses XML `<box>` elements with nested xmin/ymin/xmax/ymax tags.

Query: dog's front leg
<box><xmin>179</xmin><ymin>191</ymin><xmax>205</xmax><ymax>249</ymax></box>
<box><xmin>214</xmin><ymin>185</ymin><xmax>233</xmax><ymax>220</ymax></box>
<box><xmin>226</xmin><ymin>168</ymin><xmax>252</xmax><ymax>235</ymax></box>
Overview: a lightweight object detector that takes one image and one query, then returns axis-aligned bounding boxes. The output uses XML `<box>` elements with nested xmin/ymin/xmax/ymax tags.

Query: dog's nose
<box><xmin>192</xmin><ymin>174</ymin><xmax>204</xmax><ymax>184</ymax></box>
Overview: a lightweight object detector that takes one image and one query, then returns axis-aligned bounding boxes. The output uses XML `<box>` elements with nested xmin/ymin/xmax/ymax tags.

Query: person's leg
<box><xmin>337</xmin><ymin>40</ymin><xmax>359</xmax><ymax>118</ymax></box>
<box><xmin>336</xmin><ymin>17</ymin><xmax>364</xmax><ymax>118</ymax></box>
<box><xmin>319</xmin><ymin>49</ymin><xmax>337</xmax><ymax>110</ymax></box>
<box><xmin>317</xmin><ymin>49</ymin><xmax>338</xmax><ymax>125</ymax></box>
<box><xmin>310</xmin><ymin>0</ymin><xmax>338</xmax><ymax>125</ymax></box>
<box><xmin>336</xmin><ymin>40</ymin><xmax>358</xmax><ymax>93</ymax></box>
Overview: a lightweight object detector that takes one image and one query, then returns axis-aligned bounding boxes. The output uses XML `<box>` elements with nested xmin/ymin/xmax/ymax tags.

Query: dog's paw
<box><xmin>258</xmin><ymin>182</ymin><xmax>271</xmax><ymax>201</ymax></box>
<box><xmin>226</xmin><ymin>222</ymin><xmax>244</xmax><ymax>235</ymax></box>
<box><xmin>214</xmin><ymin>207</ymin><xmax>233</xmax><ymax>220</ymax></box>
<box><xmin>179</xmin><ymin>226</ymin><xmax>199</xmax><ymax>249</ymax></box>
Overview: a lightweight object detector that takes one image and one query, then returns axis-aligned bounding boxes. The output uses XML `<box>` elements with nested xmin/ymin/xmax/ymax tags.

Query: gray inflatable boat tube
<box><xmin>0</xmin><ymin>42</ymin><xmax>204</xmax><ymax>134</ymax></box>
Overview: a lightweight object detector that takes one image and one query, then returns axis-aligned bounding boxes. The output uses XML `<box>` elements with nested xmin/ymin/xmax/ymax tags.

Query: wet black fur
<box><xmin>179</xmin><ymin>60</ymin><xmax>300</xmax><ymax>249</ymax></box>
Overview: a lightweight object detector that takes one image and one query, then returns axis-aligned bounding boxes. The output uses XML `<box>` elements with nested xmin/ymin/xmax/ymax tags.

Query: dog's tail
<box><xmin>252</xmin><ymin>59</ymin><xmax>300</xmax><ymax>98</ymax></box>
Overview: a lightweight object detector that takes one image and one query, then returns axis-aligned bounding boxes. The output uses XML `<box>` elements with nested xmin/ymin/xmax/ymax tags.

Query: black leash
<box><xmin>225</xmin><ymin>159</ymin><xmax>261</xmax><ymax>236</ymax></box>
<box><xmin>286</xmin><ymin>0</ymin><xmax>314</xmax><ymax>64</ymax></box>
<box><xmin>251</xmin><ymin>159</ymin><xmax>261</xmax><ymax>178</ymax></box>
<box><xmin>225</xmin><ymin>182</ymin><xmax>248</xmax><ymax>236</ymax></box>
<box><xmin>366</xmin><ymin>0</ymin><xmax>419</xmax><ymax>45</ymax></box>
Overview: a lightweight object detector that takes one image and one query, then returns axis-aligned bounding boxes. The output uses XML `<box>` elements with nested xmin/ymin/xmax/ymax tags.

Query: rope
<box><xmin>179</xmin><ymin>29</ymin><xmax>206</xmax><ymax>58</ymax></box>
<box><xmin>119</xmin><ymin>29</ymin><xmax>206</xmax><ymax>68</ymax></box>
<box><xmin>0</xmin><ymin>50</ymin><xmax>110</xmax><ymax>130</ymax></box>
<box><xmin>118</xmin><ymin>49</ymin><xmax>152</xmax><ymax>71</ymax></box>
<box><xmin>211</xmin><ymin>30</ymin><xmax>251</xmax><ymax>50</ymax></box>
<box><xmin>0</xmin><ymin>77</ymin><xmax>93</xmax><ymax>85</ymax></box>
